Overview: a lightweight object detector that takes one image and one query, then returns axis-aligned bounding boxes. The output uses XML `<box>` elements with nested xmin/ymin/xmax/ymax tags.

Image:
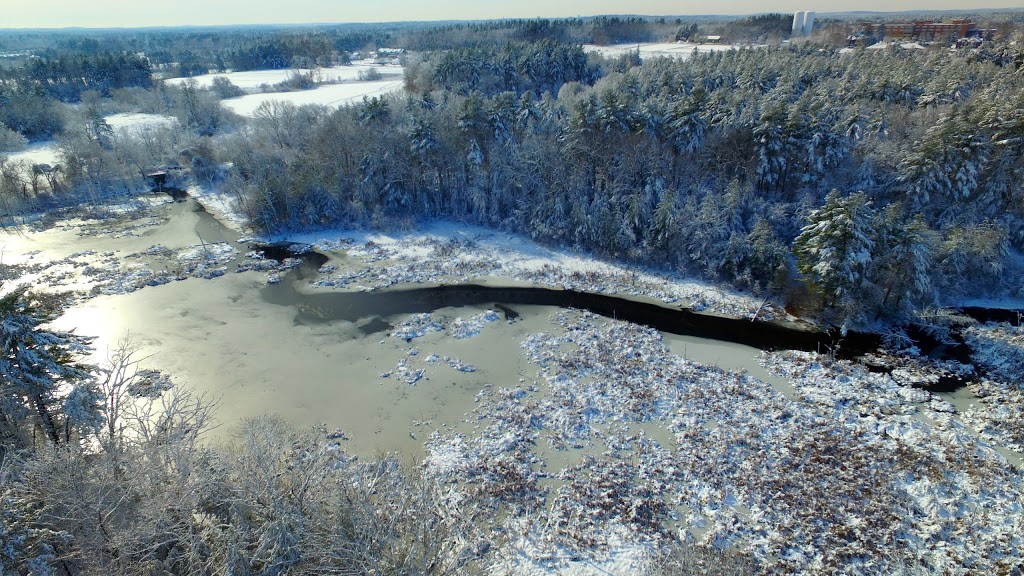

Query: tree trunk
<box><xmin>34</xmin><ymin>394</ymin><xmax>61</xmax><ymax>444</ymax></box>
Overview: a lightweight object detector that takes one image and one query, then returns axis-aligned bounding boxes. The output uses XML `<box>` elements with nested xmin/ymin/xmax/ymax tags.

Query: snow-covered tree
<box><xmin>1</xmin><ymin>286</ymin><xmax>101</xmax><ymax>446</ymax></box>
<box><xmin>754</xmin><ymin>102</ymin><xmax>786</xmax><ymax>194</ymax></box>
<box><xmin>868</xmin><ymin>207</ymin><xmax>936</xmax><ymax>318</ymax></box>
<box><xmin>666</xmin><ymin>87</ymin><xmax>707</xmax><ymax>154</ymax></box>
<box><xmin>898</xmin><ymin>109</ymin><xmax>989</xmax><ymax>218</ymax></box>
<box><xmin>793</xmin><ymin>191</ymin><xmax>876</xmax><ymax>326</ymax></box>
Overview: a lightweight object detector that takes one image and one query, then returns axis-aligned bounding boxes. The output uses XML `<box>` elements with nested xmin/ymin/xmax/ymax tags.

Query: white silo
<box><xmin>792</xmin><ymin>11</ymin><xmax>806</xmax><ymax>36</ymax></box>
<box><xmin>802</xmin><ymin>11</ymin><xmax>815</xmax><ymax>36</ymax></box>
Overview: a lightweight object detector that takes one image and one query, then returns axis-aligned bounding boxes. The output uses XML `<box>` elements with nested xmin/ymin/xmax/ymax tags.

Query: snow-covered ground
<box><xmin>2</xmin><ymin>140</ymin><xmax>60</xmax><ymax>166</ymax></box>
<box><xmin>187</xmin><ymin>184</ymin><xmax>248</xmax><ymax>231</ymax></box>
<box><xmin>1</xmin><ymin>113</ymin><xmax>178</xmax><ymax>171</ymax></box>
<box><xmin>104</xmin><ymin>112</ymin><xmax>178</xmax><ymax>135</ymax></box>
<box><xmin>221</xmin><ymin>79</ymin><xmax>404</xmax><ymax>116</ymax></box>
<box><xmin>185</xmin><ymin>186</ymin><xmax>773</xmax><ymax>318</ymax></box>
<box><xmin>584</xmin><ymin>41</ymin><xmax>751</xmax><ymax>60</ymax></box>
<box><xmin>269</xmin><ymin>222</ymin><xmax>774</xmax><ymax>319</ymax></box>
<box><xmin>163</xmin><ymin>63</ymin><xmax>403</xmax><ymax>90</ymax></box>
<box><xmin>840</xmin><ymin>41</ymin><xmax>929</xmax><ymax>54</ymax></box>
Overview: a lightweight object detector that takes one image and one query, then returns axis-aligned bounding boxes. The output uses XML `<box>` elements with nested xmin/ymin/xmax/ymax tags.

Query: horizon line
<box><xmin>1</xmin><ymin>7</ymin><xmax>1020</xmax><ymax>33</ymax></box>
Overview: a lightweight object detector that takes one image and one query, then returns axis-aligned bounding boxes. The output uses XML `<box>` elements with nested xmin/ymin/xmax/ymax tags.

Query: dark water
<box><xmin>261</xmin><ymin>258</ymin><xmax>838</xmax><ymax>354</ymax></box>
<box><xmin>960</xmin><ymin>306</ymin><xmax>1024</xmax><ymax>326</ymax></box>
<box><xmin>235</xmin><ymin>230</ymin><xmax>999</xmax><ymax>393</ymax></box>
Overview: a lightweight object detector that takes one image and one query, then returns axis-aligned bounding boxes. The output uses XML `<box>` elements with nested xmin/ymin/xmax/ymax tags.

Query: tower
<box><xmin>793</xmin><ymin>11</ymin><xmax>806</xmax><ymax>36</ymax></box>
<box><xmin>803</xmin><ymin>11</ymin><xmax>815</xmax><ymax>36</ymax></box>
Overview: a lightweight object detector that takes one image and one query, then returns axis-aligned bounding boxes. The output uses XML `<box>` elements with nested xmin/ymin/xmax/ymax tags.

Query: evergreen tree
<box><xmin>868</xmin><ymin>207</ymin><xmax>936</xmax><ymax>318</ymax></box>
<box><xmin>1</xmin><ymin>286</ymin><xmax>101</xmax><ymax>446</ymax></box>
<box><xmin>793</xmin><ymin>191</ymin><xmax>876</xmax><ymax>327</ymax></box>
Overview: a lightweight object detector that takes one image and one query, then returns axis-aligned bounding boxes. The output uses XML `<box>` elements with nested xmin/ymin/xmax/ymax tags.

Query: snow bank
<box><xmin>964</xmin><ymin>322</ymin><xmax>1024</xmax><ymax>384</ymax></box>
<box><xmin>300</xmin><ymin>222</ymin><xmax>773</xmax><ymax>319</ymax></box>
<box><xmin>187</xmin><ymin>184</ymin><xmax>249</xmax><ymax>233</ymax></box>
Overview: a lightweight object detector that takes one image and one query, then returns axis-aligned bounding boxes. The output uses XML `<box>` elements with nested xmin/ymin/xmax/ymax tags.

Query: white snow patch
<box><xmin>221</xmin><ymin>79</ymin><xmax>404</xmax><ymax>116</ymax></box>
<box><xmin>866</xmin><ymin>41</ymin><xmax>928</xmax><ymax>50</ymax></box>
<box><xmin>392</xmin><ymin>313</ymin><xmax>445</xmax><ymax>341</ymax></box>
<box><xmin>448</xmin><ymin>311</ymin><xmax>500</xmax><ymax>339</ymax></box>
<box><xmin>423</xmin><ymin>432</ymin><xmax>474</xmax><ymax>478</ymax></box>
<box><xmin>104</xmin><ymin>113</ymin><xmax>178</xmax><ymax>135</ymax></box>
<box><xmin>489</xmin><ymin>522</ymin><xmax>653</xmax><ymax>575</ymax></box>
<box><xmin>163</xmin><ymin>64</ymin><xmax>404</xmax><ymax>90</ymax></box>
<box><xmin>2</xmin><ymin>140</ymin><xmax>60</xmax><ymax>166</ymax></box>
<box><xmin>584</xmin><ymin>41</ymin><xmax>754</xmax><ymax>60</ymax></box>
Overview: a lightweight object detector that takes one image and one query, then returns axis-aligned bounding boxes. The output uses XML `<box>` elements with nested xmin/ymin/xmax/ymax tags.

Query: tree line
<box><xmin>7</xmin><ymin>52</ymin><xmax>153</xmax><ymax>102</ymax></box>
<box><xmin>3</xmin><ymin>24</ymin><xmax>1023</xmax><ymax>325</ymax></box>
<box><xmin>221</xmin><ymin>42</ymin><xmax>1023</xmax><ymax>325</ymax></box>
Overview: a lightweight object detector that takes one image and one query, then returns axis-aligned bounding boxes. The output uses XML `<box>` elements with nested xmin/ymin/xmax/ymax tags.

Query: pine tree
<box><xmin>666</xmin><ymin>87</ymin><xmax>707</xmax><ymax>154</ymax></box>
<box><xmin>1</xmin><ymin>286</ymin><xmax>100</xmax><ymax>446</ymax></box>
<box><xmin>793</xmin><ymin>191</ymin><xmax>876</xmax><ymax>326</ymax></box>
<box><xmin>868</xmin><ymin>206</ymin><xmax>936</xmax><ymax>318</ymax></box>
<box><xmin>754</xmin><ymin>102</ymin><xmax>786</xmax><ymax>193</ymax></box>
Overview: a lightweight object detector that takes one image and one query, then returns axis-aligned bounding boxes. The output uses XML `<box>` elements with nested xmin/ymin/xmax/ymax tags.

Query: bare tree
<box><xmin>97</xmin><ymin>335</ymin><xmax>172</xmax><ymax>446</ymax></box>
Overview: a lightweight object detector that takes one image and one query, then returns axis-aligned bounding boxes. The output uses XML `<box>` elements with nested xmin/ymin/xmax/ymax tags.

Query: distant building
<box><xmin>792</xmin><ymin>11</ymin><xmax>815</xmax><ymax>37</ymax></box>
<box><xmin>372</xmin><ymin>48</ymin><xmax>404</xmax><ymax>65</ymax></box>
<box><xmin>803</xmin><ymin>12</ymin><xmax>815</xmax><ymax>36</ymax></box>
<box><xmin>704</xmin><ymin>35</ymin><xmax>723</xmax><ymax>44</ymax></box>
<box><xmin>856</xmin><ymin>19</ymin><xmax>991</xmax><ymax>44</ymax></box>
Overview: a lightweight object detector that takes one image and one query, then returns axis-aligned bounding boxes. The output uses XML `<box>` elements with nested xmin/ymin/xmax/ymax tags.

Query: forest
<box><xmin>3</xmin><ymin>13</ymin><xmax>1024</xmax><ymax>574</ymax></box>
<box><xmin>230</xmin><ymin>41</ymin><xmax>1024</xmax><ymax>327</ymax></box>
<box><xmin>4</xmin><ymin>23</ymin><xmax>1019</xmax><ymax>326</ymax></box>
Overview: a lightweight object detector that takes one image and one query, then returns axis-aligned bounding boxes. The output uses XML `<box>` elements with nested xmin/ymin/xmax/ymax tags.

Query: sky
<box><xmin>1</xmin><ymin>0</ymin><xmax>1020</xmax><ymax>29</ymax></box>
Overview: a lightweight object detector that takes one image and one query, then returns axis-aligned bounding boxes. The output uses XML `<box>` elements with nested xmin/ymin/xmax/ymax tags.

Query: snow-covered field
<box><xmin>2</xmin><ymin>140</ymin><xmax>60</xmax><ymax>166</ymax></box>
<box><xmin>163</xmin><ymin>63</ymin><xmax>403</xmax><ymax>90</ymax></box>
<box><xmin>104</xmin><ymin>112</ymin><xmax>178</xmax><ymax>135</ymax></box>
<box><xmin>221</xmin><ymin>78</ymin><xmax>404</xmax><ymax>116</ymax></box>
<box><xmin>584</xmin><ymin>41</ymin><xmax>751</xmax><ymax>60</ymax></box>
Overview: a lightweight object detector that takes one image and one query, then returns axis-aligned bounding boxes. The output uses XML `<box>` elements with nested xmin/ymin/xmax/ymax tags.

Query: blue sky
<box><xmin>1</xmin><ymin>0</ymin><xmax>1019</xmax><ymax>28</ymax></box>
